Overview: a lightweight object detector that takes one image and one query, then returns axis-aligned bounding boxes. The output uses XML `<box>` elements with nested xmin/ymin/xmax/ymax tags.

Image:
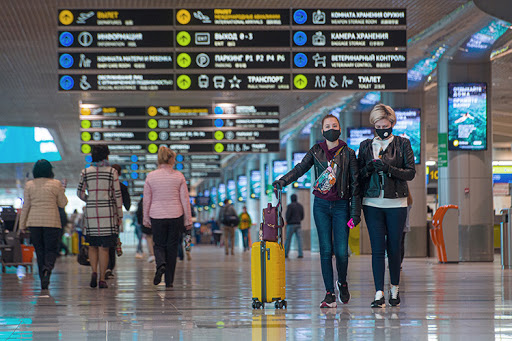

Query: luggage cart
<box><xmin>0</xmin><ymin>212</ymin><xmax>34</xmax><ymax>273</ymax></box>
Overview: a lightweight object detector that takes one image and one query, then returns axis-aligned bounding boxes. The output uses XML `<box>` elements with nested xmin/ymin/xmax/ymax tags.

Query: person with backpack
<box><xmin>218</xmin><ymin>199</ymin><xmax>239</xmax><ymax>255</ymax></box>
<box><xmin>238</xmin><ymin>206</ymin><xmax>252</xmax><ymax>252</ymax></box>
<box><xmin>273</xmin><ymin>114</ymin><xmax>361</xmax><ymax>308</ymax></box>
<box><xmin>19</xmin><ymin>159</ymin><xmax>68</xmax><ymax>290</ymax></box>
<box><xmin>357</xmin><ymin>104</ymin><xmax>416</xmax><ymax>308</ymax></box>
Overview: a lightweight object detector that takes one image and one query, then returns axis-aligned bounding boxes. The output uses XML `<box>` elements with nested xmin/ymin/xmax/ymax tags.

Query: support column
<box><xmin>246</xmin><ymin>156</ymin><xmax>260</xmax><ymax>245</ymax></box>
<box><xmin>437</xmin><ymin>58</ymin><xmax>493</xmax><ymax>262</ymax></box>
<box><xmin>386</xmin><ymin>90</ymin><xmax>428</xmax><ymax>257</ymax></box>
<box><xmin>309</xmin><ymin>124</ymin><xmax>320</xmax><ymax>252</ymax></box>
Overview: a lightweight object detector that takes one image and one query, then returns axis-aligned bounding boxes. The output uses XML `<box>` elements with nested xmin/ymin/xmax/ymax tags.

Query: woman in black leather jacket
<box><xmin>357</xmin><ymin>104</ymin><xmax>416</xmax><ymax>308</ymax></box>
<box><xmin>273</xmin><ymin>114</ymin><xmax>361</xmax><ymax>308</ymax></box>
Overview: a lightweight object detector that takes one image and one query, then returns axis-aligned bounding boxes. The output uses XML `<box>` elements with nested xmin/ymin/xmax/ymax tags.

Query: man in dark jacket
<box><xmin>285</xmin><ymin>194</ymin><xmax>305</xmax><ymax>258</ymax></box>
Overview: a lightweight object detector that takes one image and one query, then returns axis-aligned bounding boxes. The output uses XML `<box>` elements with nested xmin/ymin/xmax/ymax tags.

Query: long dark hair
<box><xmin>33</xmin><ymin>159</ymin><xmax>54</xmax><ymax>179</ymax></box>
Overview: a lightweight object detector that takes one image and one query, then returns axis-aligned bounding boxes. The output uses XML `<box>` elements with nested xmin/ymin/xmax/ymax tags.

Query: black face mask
<box><xmin>376</xmin><ymin>127</ymin><xmax>393</xmax><ymax>140</ymax></box>
<box><xmin>323</xmin><ymin>129</ymin><xmax>341</xmax><ymax>142</ymax></box>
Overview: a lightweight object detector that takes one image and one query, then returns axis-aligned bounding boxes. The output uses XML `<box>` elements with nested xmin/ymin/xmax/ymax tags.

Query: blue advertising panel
<box><xmin>250</xmin><ymin>170</ymin><xmax>261</xmax><ymax>199</ymax></box>
<box><xmin>273</xmin><ymin>160</ymin><xmax>288</xmax><ymax>193</ymax></box>
<box><xmin>210</xmin><ymin>187</ymin><xmax>217</xmax><ymax>205</ymax></box>
<box><xmin>292</xmin><ymin>152</ymin><xmax>311</xmax><ymax>188</ymax></box>
<box><xmin>227</xmin><ymin>179</ymin><xmax>236</xmax><ymax>202</ymax></box>
<box><xmin>347</xmin><ymin>127</ymin><xmax>374</xmax><ymax>156</ymax></box>
<box><xmin>218</xmin><ymin>183</ymin><xmax>226</xmax><ymax>203</ymax></box>
<box><xmin>448</xmin><ymin>83</ymin><xmax>487</xmax><ymax>150</ymax></box>
<box><xmin>0</xmin><ymin>127</ymin><xmax>62</xmax><ymax>163</ymax></box>
<box><xmin>393</xmin><ymin>108</ymin><xmax>421</xmax><ymax>164</ymax></box>
<box><xmin>237</xmin><ymin>175</ymin><xmax>248</xmax><ymax>202</ymax></box>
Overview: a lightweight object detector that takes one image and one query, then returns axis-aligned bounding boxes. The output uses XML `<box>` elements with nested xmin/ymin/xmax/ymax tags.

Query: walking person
<box><xmin>284</xmin><ymin>194</ymin><xmax>305</xmax><ymax>259</ymax></box>
<box><xmin>77</xmin><ymin>145</ymin><xmax>123</xmax><ymax>289</ymax></box>
<box><xmin>137</xmin><ymin>197</ymin><xmax>155</xmax><ymax>262</ymax></box>
<box><xmin>105</xmin><ymin>164</ymin><xmax>131</xmax><ymax>279</ymax></box>
<box><xmin>19</xmin><ymin>159</ymin><xmax>68</xmax><ymax>290</ymax></box>
<box><xmin>143</xmin><ymin>146</ymin><xmax>192</xmax><ymax>288</ymax></box>
<box><xmin>273</xmin><ymin>114</ymin><xmax>361</xmax><ymax>308</ymax></box>
<box><xmin>238</xmin><ymin>206</ymin><xmax>252</xmax><ymax>252</ymax></box>
<box><xmin>218</xmin><ymin>199</ymin><xmax>238</xmax><ymax>255</ymax></box>
<box><xmin>357</xmin><ymin>104</ymin><xmax>416</xmax><ymax>308</ymax></box>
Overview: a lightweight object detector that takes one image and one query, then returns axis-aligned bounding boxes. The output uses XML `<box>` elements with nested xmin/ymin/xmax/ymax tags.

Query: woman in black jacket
<box><xmin>273</xmin><ymin>114</ymin><xmax>361</xmax><ymax>308</ymax></box>
<box><xmin>358</xmin><ymin>104</ymin><xmax>416</xmax><ymax>308</ymax></box>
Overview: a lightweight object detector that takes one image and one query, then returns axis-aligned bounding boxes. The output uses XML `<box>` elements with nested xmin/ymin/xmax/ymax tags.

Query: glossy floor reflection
<box><xmin>1</xmin><ymin>246</ymin><xmax>512</xmax><ymax>340</ymax></box>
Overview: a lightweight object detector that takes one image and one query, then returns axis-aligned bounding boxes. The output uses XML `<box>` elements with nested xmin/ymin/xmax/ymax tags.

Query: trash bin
<box><xmin>501</xmin><ymin>208</ymin><xmax>512</xmax><ymax>269</ymax></box>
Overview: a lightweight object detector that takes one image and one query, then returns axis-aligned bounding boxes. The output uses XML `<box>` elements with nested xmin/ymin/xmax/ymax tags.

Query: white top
<box><xmin>362</xmin><ymin>136</ymin><xmax>408</xmax><ymax>208</ymax></box>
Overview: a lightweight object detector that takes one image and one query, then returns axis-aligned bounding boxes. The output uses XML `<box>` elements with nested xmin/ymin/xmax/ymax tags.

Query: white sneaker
<box><xmin>147</xmin><ymin>255</ymin><xmax>155</xmax><ymax>263</ymax></box>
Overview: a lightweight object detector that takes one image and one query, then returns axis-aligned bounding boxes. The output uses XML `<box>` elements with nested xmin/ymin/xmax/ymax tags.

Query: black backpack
<box><xmin>222</xmin><ymin>205</ymin><xmax>239</xmax><ymax>227</ymax></box>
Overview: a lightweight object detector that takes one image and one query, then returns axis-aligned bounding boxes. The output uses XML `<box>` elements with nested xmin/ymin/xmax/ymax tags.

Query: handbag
<box><xmin>77</xmin><ymin>244</ymin><xmax>90</xmax><ymax>266</ymax></box>
<box><xmin>313</xmin><ymin>146</ymin><xmax>344</xmax><ymax>194</ymax></box>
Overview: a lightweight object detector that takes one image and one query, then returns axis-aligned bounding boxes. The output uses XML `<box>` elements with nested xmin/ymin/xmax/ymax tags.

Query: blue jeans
<box><xmin>363</xmin><ymin>205</ymin><xmax>408</xmax><ymax>291</ymax></box>
<box><xmin>284</xmin><ymin>224</ymin><xmax>303</xmax><ymax>257</ymax></box>
<box><xmin>313</xmin><ymin>197</ymin><xmax>350</xmax><ymax>293</ymax></box>
<box><xmin>241</xmin><ymin>229</ymin><xmax>249</xmax><ymax>250</ymax></box>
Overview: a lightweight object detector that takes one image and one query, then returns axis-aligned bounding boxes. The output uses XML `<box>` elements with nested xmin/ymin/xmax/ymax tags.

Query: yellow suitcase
<box><xmin>251</xmin><ymin>241</ymin><xmax>286</xmax><ymax>309</ymax></box>
<box><xmin>71</xmin><ymin>232</ymin><xmax>79</xmax><ymax>255</ymax></box>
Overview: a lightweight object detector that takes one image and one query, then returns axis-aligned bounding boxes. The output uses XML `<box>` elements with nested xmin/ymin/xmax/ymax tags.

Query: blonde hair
<box><xmin>369</xmin><ymin>104</ymin><xmax>396</xmax><ymax>126</ymax></box>
<box><xmin>157</xmin><ymin>146</ymin><xmax>176</xmax><ymax>165</ymax></box>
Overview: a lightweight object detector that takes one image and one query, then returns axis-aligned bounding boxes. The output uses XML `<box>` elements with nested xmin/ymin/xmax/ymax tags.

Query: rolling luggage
<box><xmin>252</xmin><ymin>189</ymin><xmax>287</xmax><ymax>309</ymax></box>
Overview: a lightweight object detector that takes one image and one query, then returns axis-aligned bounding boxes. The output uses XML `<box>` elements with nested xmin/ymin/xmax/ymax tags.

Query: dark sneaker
<box><xmin>371</xmin><ymin>297</ymin><xmax>386</xmax><ymax>308</ymax></box>
<box><xmin>153</xmin><ymin>265</ymin><xmax>166</xmax><ymax>285</ymax></box>
<box><xmin>320</xmin><ymin>292</ymin><xmax>337</xmax><ymax>308</ymax></box>
<box><xmin>99</xmin><ymin>280</ymin><xmax>108</xmax><ymax>289</ymax></box>
<box><xmin>105</xmin><ymin>269</ymin><xmax>114</xmax><ymax>279</ymax></box>
<box><xmin>337</xmin><ymin>281</ymin><xmax>350</xmax><ymax>304</ymax></box>
<box><xmin>389</xmin><ymin>287</ymin><xmax>400</xmax><ymax>307</ymax></box>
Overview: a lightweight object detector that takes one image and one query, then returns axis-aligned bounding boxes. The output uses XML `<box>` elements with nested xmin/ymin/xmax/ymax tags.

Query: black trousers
<box><xmin>107</xmin><ymin>234</ymin><xmax>118</xmax><ymax>271</ymax></box>
<box><xmin>29</xmin><ymin>227</ymin><xmax>61</xmax><ymax>279</ymax></box>
<box><xmin>151</xmin><ymin>216</ymin><xmax>184</xmax><ymax>286</ymax></box>
<box><xmin>108</xmin><ymin>247</ymin><xmax>116</xmax><ymax>271</ymax></box>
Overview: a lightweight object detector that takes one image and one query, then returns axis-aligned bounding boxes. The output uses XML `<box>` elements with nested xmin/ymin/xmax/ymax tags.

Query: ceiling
<box><xmin>3</xmin><ymin>0</ymin><xmax>510</xmax><ymax>191</ymax></box>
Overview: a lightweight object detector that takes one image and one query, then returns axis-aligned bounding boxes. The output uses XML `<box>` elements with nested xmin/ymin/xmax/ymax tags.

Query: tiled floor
<box><xmin>0</xmin><ymin>245</ymin><xmax>511</xmax><ymax>340</ymax></box>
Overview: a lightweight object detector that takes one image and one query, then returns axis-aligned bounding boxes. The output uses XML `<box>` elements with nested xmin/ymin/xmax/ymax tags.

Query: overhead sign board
<box><xmin>59</xmin><ymin>8</ymin><xmax>407</xmax><ymax>92</ymax></box>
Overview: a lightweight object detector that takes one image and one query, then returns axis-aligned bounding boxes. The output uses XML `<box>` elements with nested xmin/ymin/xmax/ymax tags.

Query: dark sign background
<box><xmin>58</xmin><ymin>9</ymin><xmax>174</xmax><ymax>26</ymax></box>
<box><xmin>59</xmin><ymin>53</ymin><xmax>173</xmax><ymax>70</ymax></box>
<box><xmin>175</xmin><ymin>30</ymin><xmax>289</xmax><ymax>48</ymax></box>
<box><xmin>58</xmin><ymin>31</ymin><xmax>174</xmax><ymax>48</ymax></box>
<box><xmin>291</xmin><ymin>9</ymin><xmax>406</xmax><ymax>26</ymax></box>
<box><xmin>292</xmin><ymin>30</ymin><xmax>407</xmax><ymax>48</ymax></box>
<box><xmin>177</xmin><ymin>8</ymin><xmax>290</xmax><ymax>26</ymax></box>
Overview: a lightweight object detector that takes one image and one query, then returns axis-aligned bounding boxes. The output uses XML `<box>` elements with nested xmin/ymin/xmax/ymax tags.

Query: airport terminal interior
<box><xmin>1</xmin><ymin>0</ymin><xmax>512</xmax><ymax>340</ymax></box>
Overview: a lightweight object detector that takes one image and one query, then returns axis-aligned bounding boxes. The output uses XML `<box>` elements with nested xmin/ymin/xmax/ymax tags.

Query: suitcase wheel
<box><xmin>252</xmin><ymin>299</ymin><xmax>263</xmax><ymax>309</ymax></box>
<box><xmin>274</xmin><ymin>300</ymin><xmax>287</xmax><ymax>309</ymax></box>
